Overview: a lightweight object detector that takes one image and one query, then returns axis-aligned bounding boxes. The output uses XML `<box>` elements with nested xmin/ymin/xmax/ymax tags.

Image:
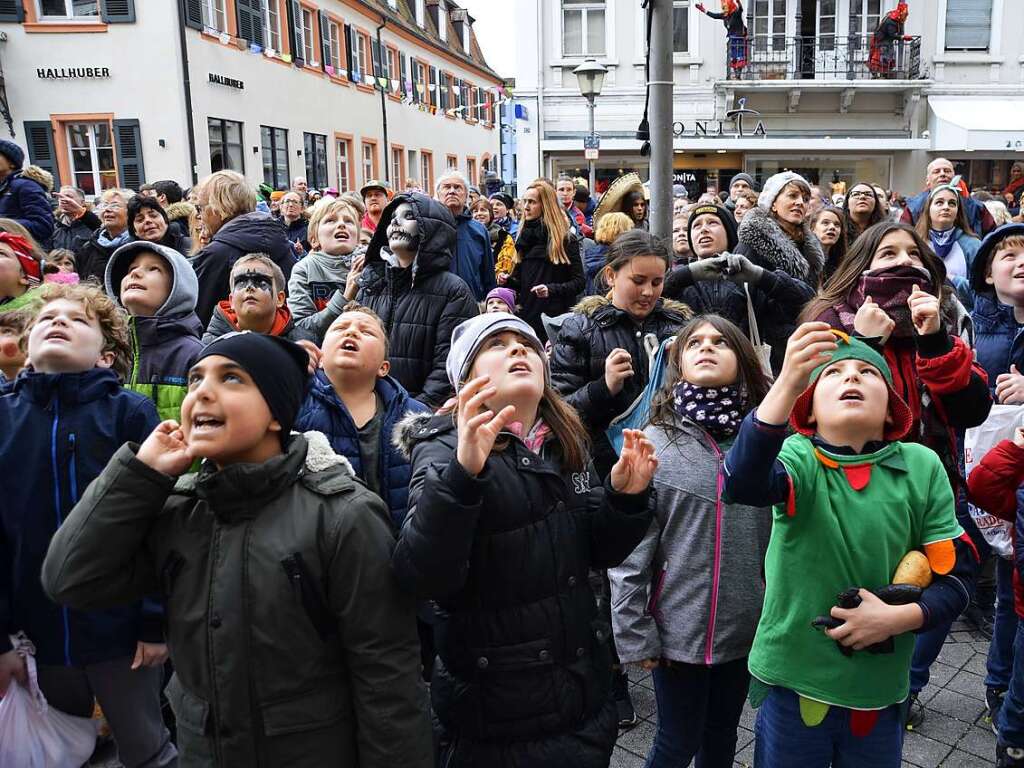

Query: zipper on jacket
<box><xmin>129</xmin><ymin>319</ymin><xmax>140</xmax><ymax>388</ymax></box>
<box><xmin>281</xmin><ymin>553</ymin><xmax>336</xmax><ymax>642</ymax></box>
<box><xmin>705</xmin><ymin>439</ymin><xmax>725</xmax><ymax>667</ymax></box>
<box><xmin>647</xmin><ymin>561</ymin><xmax>668</xmax><ymax>623</ymax></box>
<box><xmin>49</xmin><ymin>400</ymin><xmax>71</xmax><ymax>666</ymax></box>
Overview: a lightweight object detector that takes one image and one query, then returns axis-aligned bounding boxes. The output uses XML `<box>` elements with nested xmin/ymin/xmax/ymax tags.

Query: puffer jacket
<box><xmin>0</xmin><ymin>368</ymin><xmax>160</xmax><ymax>665</ymax></box>
<box><xmin>663</xmin><ymin>260</ymin><xmax>815</xmax><ymax>373</ymax></box>
<box><xmin>972</xmin><ymin>291</ymin><xmax>1024</xmax><ymax>389</ymax></box>
<box><xmin>203</xmin><ymin>300</ymin><xmax>315</xmax><ymax>345</ymax></box>
<box><xmin>391</xmin><ymin>412</ymin><xmax>654</xmax><ymax>768</ymax></box>
<box><xmin>609</xmin><ymin>418</ymin><xmax>771</xmax><ymax>667</ymax></box>
<box><xmin>550</xmin><ymin>295</ymin><xmax>692</xmax><ymax>477</ymax></box>
<box><xmin>737</xmin><ymin>205</ymin><xmax>826</xmax><ymax>288</ymax></box>
<box><xmin>451</xmin><ymin>211</ymin><xmax>496</xmax><ymax>301</ymax></box>
<box><xmin>53</xmin><ymin>209</ymin><xmax>101</xmax><ymax>254</ymax></box>
<box><xmin>0</xmin><ymin>165</ymin><xmax>55</xmax><ymax>249</ymax></box>
<box><xmin>192</xmin><ymin>211</ymin><xmax>296</xmax><ymax>326</ymax></box>
<box><xmin>583</xmin><ymin>243</ymin><xmax>610</xmax><ymax>296</ymax></box>
<box><xmin>76</xmin><ymin>228</ymin><xmax>131</xmax><ymax>285</ymax></box>
<box><xmin>43</xmin><ymin>432</ymin><xmax>433</xmax><ymax>768</ymax></box>
<box><xmin>507</xmin><ymin>219</ymin><xmax>585</xmax><ymax>339</ymax></box>
<box><xmin>295</xmin><ymin>373</ymin><xmax>429</xmax><ymax>528</ymax></box>
<box><xmin>357</xmin><ymin>193</ymin><xmax>478</xmax><ymax>408</ymax></box>
<box><xmin>105</xmin><ymin>241</ymin><xmax>204</xmax><ymax>422</ymax></box>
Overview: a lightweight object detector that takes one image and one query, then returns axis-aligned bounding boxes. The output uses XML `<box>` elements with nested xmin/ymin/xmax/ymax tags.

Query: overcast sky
<box><xmin>460</xmin><ymin>0</ymin><xmax>515</xmax><ymax>79</ymax></box>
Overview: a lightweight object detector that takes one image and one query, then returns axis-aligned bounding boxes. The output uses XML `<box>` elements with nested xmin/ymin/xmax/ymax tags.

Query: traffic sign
<box><xmin>583</xmin><ymin>135</ymin><xmax>601</xmax><ymax>150</ymax></box>
<box><xmin>585</xmin><ymin>148</ymin><xmax>599</xmax><ymax>160</ymax></box>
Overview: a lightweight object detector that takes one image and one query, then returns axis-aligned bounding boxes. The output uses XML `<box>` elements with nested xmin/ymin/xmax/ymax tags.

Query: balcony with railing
<box><xmin>728</xmin><ymin>34</ymin><xmax>922</xmax><ymax>81</ymax></box>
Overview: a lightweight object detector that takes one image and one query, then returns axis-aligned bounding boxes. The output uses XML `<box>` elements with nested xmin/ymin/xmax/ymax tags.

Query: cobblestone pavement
<box><xmin>611</xmin><ymin>619</ymin><xmax>999</xmax><ymax>768</ymax></box>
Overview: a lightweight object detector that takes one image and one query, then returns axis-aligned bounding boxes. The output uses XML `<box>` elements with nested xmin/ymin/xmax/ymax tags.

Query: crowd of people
<box><xmin>3</xmin><ymin>136</ymin><xmax>1024</xmax><ymax>768</ymax></box>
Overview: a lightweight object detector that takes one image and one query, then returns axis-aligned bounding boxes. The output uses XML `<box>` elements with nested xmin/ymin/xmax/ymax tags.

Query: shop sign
<box><xmin>674</xmin><ymin>98</ymin><xmax>767</xmax><ymax>139</ymax></box>
<box><xmin>209</xmin><ymin>73</ymin><xmax>244</xmax><ymax>90</ymax></box>
<box><xmin>37</xmin><ymin>67</ymin><xmax>110</xmax><ymax>79</ymax></box>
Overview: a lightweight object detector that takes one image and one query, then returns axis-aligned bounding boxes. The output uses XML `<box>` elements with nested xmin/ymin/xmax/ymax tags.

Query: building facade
<box><xmin>514</xmin><ymin>0</ymin><xmax>1024</xmax><ymax>198</ymax></box>
<box><xmin>0</xmin><ymin>0</ymin><xmax>502</xmax><ymax>195</ymax></box>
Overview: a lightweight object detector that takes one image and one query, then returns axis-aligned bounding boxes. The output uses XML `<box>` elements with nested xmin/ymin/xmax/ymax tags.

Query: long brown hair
<box><xmin>515</xmin><ymin>179</ymin><xmax>569</xmax><ymax>266</ymax></box>
<box><xmin>811</xmin><ymin>206</ymin><xmax>848</xmax><ymax>279</ymax></box>
<box><xmin>914</xmin><ymin>186</ymin><xmax>977</xmax><ymax>239</ymax></box>
<box><xmin>648</xmin><ymin>314</ymin><xmax>771</xmax><ymax>430</ymax></box>
<box><xmin>841</xmin><ymin>180</ymin><xmax>885</xmax><ymax>235</ymax></box>
<box><xmin>801</xmin><ymin>221</ymin><xmax>951</xmax><ymax>324</ymax></box>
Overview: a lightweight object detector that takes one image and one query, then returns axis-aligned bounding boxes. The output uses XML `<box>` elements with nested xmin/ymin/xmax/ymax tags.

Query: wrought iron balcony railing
<box><xmin>726</xmin><ymin>34</ymin><xmax>922</xmax><ymax>81</ymax></box>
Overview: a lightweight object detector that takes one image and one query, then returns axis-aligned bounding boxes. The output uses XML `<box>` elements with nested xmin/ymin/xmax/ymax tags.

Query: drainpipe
<box><xmin>377</xmin><ymin>18</ymin><xmax>391</xmax><ymax>185</ymax></box>
<box><xmin>176</xmin><ymin>0</ymin><xmax>199</xmax><ymax>185</ymax></box>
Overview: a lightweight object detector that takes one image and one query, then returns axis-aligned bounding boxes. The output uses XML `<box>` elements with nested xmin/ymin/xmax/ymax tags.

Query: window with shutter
<box><xmin>429</xmin><ymin>66</ymin><xmax>438</xmax><ymax>108</ymax></box>
<box><xmin>24</xmin><ymin>121</ymin><xmax>57</xmax><ymax>183</ymax></box>
<box><xmin>371</xmin><ymin>39</ymin><xmax>382</xmax><ymax>86</ymax></box>
<box><xmin>286</xmin><ymin>0</ymin><xmax>304</xmax><ymax>66</ymax></box>
<box><xmin>182</xmin><ymin>0</ymin><xmax>203</xmax><ymax>30</ymax></box>
<box><xmin>100</xmin><ymin>0</ymin><xmax>135</xmax><ymax>22</ymax></box>
<box><xmin>113</xmin><ymin>119</ymin><xmax>145</xmax><ymax>190</ymax></box>
<box><xmin>945</xmin><ymin>0</ymin><xmax>993</xmax><ymax>51</ymax></box>
<box><xmin>318</xmin><ymin>10</ymin><xmax>330</xmax><ymax>72</ymax></box>
<box><xmin>400</xmin><ymin>53</ymin><xmax>408</xmax><ymax>99</ymax></box>
<box><xmin>344</xmin><ymin>24</ymin><xmax>355</xmax><ymax>77</ymax></box>
<box><xmin>410</xmin><ymin>60</ymin><xmax>420</xmax><ymax>103</ymax></box>
<box><xmin>0</xmin><ymin>0</ymin><xmax>25</xmax><ymax>21</ymax></box>
<box><xmin>236</xmin><ymin>0</ymin><xmax>264</xmax><ymax>46</ymax></box>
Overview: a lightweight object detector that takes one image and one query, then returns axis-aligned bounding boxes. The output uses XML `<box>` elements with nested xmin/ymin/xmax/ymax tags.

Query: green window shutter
<box><xmin>24</xmin><ymin>121</ymin><xmax>58</xmax><ymax>183</ymax></box>
<box><xmin>100</xmin><ymin>0</ymin><xmax>135</xmax><ymax>23</ymax></box>
<box><xmin>113</xmin><ymin>119</ymin><xmax>146</xmax><ymax>190</ymax></box>
<box><xmin>181</xmin><ymin>0</ymin><xmax>202</xmax><ymax>30</ymax></box>
<box><xmin>0</xmin><ymin>0</ymin><xmax>24</xmax><ymax>22</ymax></box>
<box><xmin>236</xmin><ymin>0</ymin><xmax>264</xmax><ymax>46</ymax></box>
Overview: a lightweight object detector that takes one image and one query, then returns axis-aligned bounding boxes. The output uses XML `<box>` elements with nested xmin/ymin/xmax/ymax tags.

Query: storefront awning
<box><xmin>929</xmin><ymin>97</ymin><xmax>1024</xmax><ymax>153</ymax></box>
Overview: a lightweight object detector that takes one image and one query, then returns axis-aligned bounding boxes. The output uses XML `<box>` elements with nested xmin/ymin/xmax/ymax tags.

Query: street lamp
<box><xmin>573</xmin><ymin>58</ymin><xmax>608</xmax><ymax>194</ymax></box>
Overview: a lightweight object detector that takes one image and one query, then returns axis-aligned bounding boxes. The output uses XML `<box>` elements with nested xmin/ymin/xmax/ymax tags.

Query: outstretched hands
<box><xmin>137</xmin><ymin>420</ymin><xmax>194</xmax><ymax>478</ymax></box>
<box><xmin>610</xmin><ymin>429</ymin><xmax>659</xmax><ymax>495</ymax></box>
<box><xmin>455</xmin><ymin>376</ymin><xmax>517</xmax><ymax>477</ymax></box>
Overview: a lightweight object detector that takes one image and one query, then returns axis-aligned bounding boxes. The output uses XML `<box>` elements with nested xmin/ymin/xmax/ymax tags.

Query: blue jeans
<box><xmin>999</xmin><ymin>622</ymin><xmax>1024</xmax><ymax>748</ymax></box>
<box><xmin>644</xmin><ymin>657</ymin><xmax>749</xmax><ymax>768</ymax></box>
<box><xmin>988</xmin><ymin>557</ymin><xmax>1019</xmax><ymax>691</ymax></box>
<box><xmin>754</xmin><ymin>687</ymin><xmax>904</xmax><ymax>768</ymax></box>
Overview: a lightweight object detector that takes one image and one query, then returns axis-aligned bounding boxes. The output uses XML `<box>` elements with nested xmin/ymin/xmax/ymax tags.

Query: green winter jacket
<box><xmin>42</xmin><ymin>431</ymin><xmax>433</xmax><ymax>768</ymax></box>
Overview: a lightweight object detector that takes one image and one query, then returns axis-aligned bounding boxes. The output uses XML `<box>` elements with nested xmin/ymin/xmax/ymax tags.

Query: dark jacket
<box><xmin>902</xmin><ymin>189</ymin><xmax>997</xmax><ymax>237</ymax></box>
<box><xmin>295</xmin><ymin>373</ymin><xmax>429</xmax><ymax>528</ymax></box>
<box><xmin>76</xmin><ymin>228</ymin><xmax>132</xmax><ymax>285</ymax></box>
<box><xmin>705</xmin><ymin>3</ymin><xmax>746</xmax><ymax>36</ymax></box>
<box><xmin>0</xmin><ymin>165</ymin><xmax>55</xmax><ymax>249</ymax></box>
<box><xmin>53</xmin><ymin>210</ymin><xmax>101</xmax><ymax>254</ymax></box>
<box><xmin>391</xmin><ymin>413</ymin><xmax>654</xmax><ymax>767</ymax></box>
<box><xmin>0</xmin><ymin>368</ymin><xmax>160</xmax><ymax>665</ymax></box>
<box><xmin>357</xmin><ymin>193</ymin><xmax>479</xmax><ymax>409</ymax></box>
<box><xmin>583</xmin><ymin>243</ymin><xmax>610</xmax><ymax>296</ymax></box>
<box><xmin>550</xmin><ymin>295</ymin><xmax>692</xmax><ymax>477</ymax></box>
<box><xmin>43</xmin><ymin>431</ymin><xmax>433</xmax><ymax>768</ymax></box>
<box><xmin>664</xmin><ymin>261</ymin><xmax>815</xmax><ymax>373</ymax></box>
<box><xmin>192</xmin><ymin>211</ymin><xmax>296</xmax><ymax>326</ymax></box>
<box><xmin>203</xmin><ymin>300</ymin><xmax>316</xmax><ymax>345</ymax></box>
<box><xmin>737</xmin><ymin>205</ymin><xmax>826</xmax><ymax>289</ymax></box>
<box><xmin>130</xmin><ymin>227</ymin><xmax>192</xmax><ymax>259</ymax></box>
<box><xmin>284</xmin><ymin>217</ymin><xmax>310</xmax><ymax>258</ymax></box>
<box><xmin>451</xmin><ymin>211</ymin><xmax>496</xmax><ymax>301</ymax></box>
<box><xmin>508</xmin><ymin>219</ymin><xmax>585</xmax><ymax>339</ymax></box>
<box><xmin>972</xmin><ymin>292</ymin><xmax>1024</xmax><ymax>390</ymax></box>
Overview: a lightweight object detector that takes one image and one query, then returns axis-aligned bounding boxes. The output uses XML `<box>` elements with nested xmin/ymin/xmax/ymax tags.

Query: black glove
<box><xmin>723</xmin><ymin>253</ymin><xmax>764</xmax><ymax>285</ymax></box>
<box><xmin>811</xmin><ymin>584</ymin><xmax>923</xmax><ymax>657</ymax></box>
<box><xmin>687</xmin><ymin>255</ymin><xmax>728</xmax><ymax>283</ymax></box>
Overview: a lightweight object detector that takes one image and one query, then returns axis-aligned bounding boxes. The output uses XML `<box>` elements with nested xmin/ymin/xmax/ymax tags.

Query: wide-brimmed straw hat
<box><xmin>594</xmin><ymin>172</ymin><xmax>645</xmax><ymax>227</ymax></box>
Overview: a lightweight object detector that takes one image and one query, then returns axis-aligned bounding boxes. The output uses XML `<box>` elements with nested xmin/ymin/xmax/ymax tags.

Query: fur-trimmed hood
<box><xmin>392</xmin><ymin>411</ymin><xmax>454</xmax><ymax>461</ymax></box>
<box><xmin>20</xmin><ymin>164</ymin><xmax>53</xmax><ymax>193</ymax></box>
<box><xmin>570</xmin><ymin>293</ymin><xmax>693</xmax><ymax>320</ymax></box>
<box><xmin>737</xmin><ymin>205</ymin><xmax>824</xmax><ymax>286</ymax></box>
<box><xmin>166</xmin><ymin>201</ymin><xmax>194</xmax><ymax>223</ymax></box>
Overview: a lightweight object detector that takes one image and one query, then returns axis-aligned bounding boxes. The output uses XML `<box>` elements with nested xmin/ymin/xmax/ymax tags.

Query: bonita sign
<box><xmin>674</xmin><ymin>98</ymin><xmax>767</xmax><ymax>139</ymax></box>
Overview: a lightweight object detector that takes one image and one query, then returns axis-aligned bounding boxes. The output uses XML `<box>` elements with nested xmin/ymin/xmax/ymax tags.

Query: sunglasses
<box><xmin>231</xmin><ymin>272</ymin><xmax>275</xmax><ymax>293</ymax></box>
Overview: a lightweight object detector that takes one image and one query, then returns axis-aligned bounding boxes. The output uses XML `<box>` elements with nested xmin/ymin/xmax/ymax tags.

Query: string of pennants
<box><xmin>204</xmin><ymin>26</ymin><xmax>514</xmax><ymax>119</ymax></box>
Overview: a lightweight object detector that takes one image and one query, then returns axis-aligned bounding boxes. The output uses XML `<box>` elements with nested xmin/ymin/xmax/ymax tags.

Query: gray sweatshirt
<box><xmin>287</xmin><ymin>246</ymin><xmax>366</xmax><ymax>341</ymax></box>
<box><xmin>609</xmin><ymin>417</ymin><xmax>772</xmax><ymax>666</ymax></box>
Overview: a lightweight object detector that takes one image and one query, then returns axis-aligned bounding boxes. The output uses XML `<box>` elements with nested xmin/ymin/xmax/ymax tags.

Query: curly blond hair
<box><xmin>594</xmin><ymin>212</ymin><xmax>634</xmax><ymax>245</ymax></box>
<box><xmin>28</xmin><ymin>283</ymin><xmax>132</xmax><ymax>379</ymax></box>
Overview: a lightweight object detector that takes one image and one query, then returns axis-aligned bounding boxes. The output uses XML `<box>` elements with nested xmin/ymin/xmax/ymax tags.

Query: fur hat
<box><xmin>758</xmin><ymin>171</ymin><xmax>811</xmax><ymax>211</ymax></box>
<box><xmin>687</xmin><ymin>203</ymin><xmax>738</xmax><ymax>253</ymax></box>
<box><xmin>789</xmin><ymin>330</ymin><xmax>913</xmax><ymax>442</ymax></box>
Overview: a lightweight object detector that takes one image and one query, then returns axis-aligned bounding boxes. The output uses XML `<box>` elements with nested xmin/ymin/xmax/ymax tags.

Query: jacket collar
<box><xmin>737</xmin><ymin>205</ymin><xmax>824</xmax><ymax>284</ymax></box>
<box><xmin>14</xmin><ymin>367</ymin><xmax>122</xmax><ymax>406</ymax></box>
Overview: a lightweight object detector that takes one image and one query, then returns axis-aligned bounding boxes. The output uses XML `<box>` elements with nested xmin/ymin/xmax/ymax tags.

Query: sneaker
<box><xmin>905</xmin><ymin>691</ymin><xmax>925</xmax><ymax>731</ymax></box>
<box><xmin>997</xmin><ymin>744</ymin><xmax>1024</xmax><ymax>767</ymax></box>
<box><xmin>988</xmin><ymin>688</ymin><xmax>1008</xmax><ymax>736</ymax></box>
<box><xmin>611</xmin><ymin>671</ymin><xmax>639</xmax><ymax>729</ymax></box>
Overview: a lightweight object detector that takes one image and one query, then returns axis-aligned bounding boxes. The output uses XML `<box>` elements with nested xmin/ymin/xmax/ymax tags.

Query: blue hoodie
<box><xmin>451</xmin><ymin>211</ymin><xmax>497</xmax><ymax>301</ymax></box>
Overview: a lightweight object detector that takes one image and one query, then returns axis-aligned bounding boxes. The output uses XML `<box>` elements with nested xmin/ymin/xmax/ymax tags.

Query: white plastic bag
<box><xmin>0</xmin><ymin>635</ymin><xmax>98</xmax><ymax>768</ymax></box>
<box><xmin>964</xmin><ymin>404</ymin><xmax>1024</xmax><ymax>559</ymax></box>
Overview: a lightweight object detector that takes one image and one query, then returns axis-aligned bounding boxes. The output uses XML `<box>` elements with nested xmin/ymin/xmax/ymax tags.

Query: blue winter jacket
<box><xmin>294</xmin><ymin>371</ymin><xmax>428</xmax><ymax>528</ymax></box>
<box><xmin>450</xmin><ymin>212</ymin><xmax>496</xmax><ymax>301</ymax></box>
<box><xmin>0</xmin><ymin>169</ymin><xmax>55</xmax><ymax>250</ymax></box>
<box><xmin>583</xmin><ymin>243</ymin><xmax>610</xmax><ymax>295</ymax></box>
<box><xmin>904</xmin><ymin>189</ymin><xmax>994</xmax><ymax>238</ymax></box>
<box><xmin>972</xmin><ymin>292</ymin><xmax>1024</xmax><ymax>392</ymax></box>
<box><xmin>0</xmin><ymin>368</ymin><xmax>160</xmax><ymax>665</ymax></box>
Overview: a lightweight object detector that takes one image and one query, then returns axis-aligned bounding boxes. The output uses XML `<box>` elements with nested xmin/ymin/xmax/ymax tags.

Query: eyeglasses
<box><xmin>848</xmin><ymin>191</ymin><xmax>876</xmax><ymax>200</ymax></box>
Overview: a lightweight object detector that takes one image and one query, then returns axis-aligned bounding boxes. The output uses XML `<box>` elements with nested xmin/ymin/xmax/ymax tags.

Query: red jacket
<box><xmin>968</xmin><ymin>439</ymin><xmax>1024</xmax><ymax>617</ymax></box>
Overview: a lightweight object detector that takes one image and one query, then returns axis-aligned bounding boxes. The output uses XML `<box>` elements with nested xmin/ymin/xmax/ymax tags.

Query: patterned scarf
<box><xmin>835</xmin><ymin>265</ymin><xmax>932</xmax><ymax>339</ymax></box>
<box><xmin>929</xmin><ymin>227</ymin><xmax>959</xmax><ymax>260</ymax></box>
<box><xmin>96</xmin><ymin>228</ymin><xmax>131</xmax><ymax>250</ymax></box>
<box><xmin>672</xmin><ymin>382</ymin><xmax>744</xmax><ymax>440</ymax></box>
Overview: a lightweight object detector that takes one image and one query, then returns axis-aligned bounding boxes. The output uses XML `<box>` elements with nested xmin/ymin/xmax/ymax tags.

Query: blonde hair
<box><xmin>985</xmin><ymin>201</ymin><xmax>1014</xmax><ymax>227</ymax></box>
<box><xmin>196</xmin><ymin>170</ymin><xmax>257</xmax><ymax>223</ymax></box>
<box><xmin>515</xmin><ymin>180</ymin><xmax>569</xmax><ymax>266</ymax></box>
<box><xmin>595</xmin><ymin>212</ymin><xmax>634</xmax><ymax>245</ymax></box>
<box><xmin>307</xmin><ymin>198</ymin><xmax>361</xmax><ymax>249</ymax></box>
<box><xmin>98</xmin><ymin>188</ymin><xmax>135</xmax><ymax>206</ymax></box>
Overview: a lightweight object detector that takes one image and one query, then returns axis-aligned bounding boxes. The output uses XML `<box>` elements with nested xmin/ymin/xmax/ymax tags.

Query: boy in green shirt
<box><xmin>725</xmin><ymin>322</ymin><xmax>978</xmax><ymax>767</ymax></box>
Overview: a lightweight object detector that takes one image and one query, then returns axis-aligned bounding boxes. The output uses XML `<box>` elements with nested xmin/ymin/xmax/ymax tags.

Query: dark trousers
<box><xmin>998</xmin><ymin>622</ymin><xmax>1024</xmax><ymax>748</ymax></box>
<box><xmin>645</xmin><ymin>657</ymin><xmax>750</xmax><ymax>768</ymax></box>
<box><xmin>988</xmin><ymin>557</ymin><xmax>1019</xmax><ymax>692</ymax></box>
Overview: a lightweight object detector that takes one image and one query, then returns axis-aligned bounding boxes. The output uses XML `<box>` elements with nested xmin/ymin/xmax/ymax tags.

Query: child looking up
<box><xmin>0</xmin><ymin>282</ymin><xmax>175</xmax><ymax>767</ymax></box>
<box><xmin>610</xmin><ymin>315</ymin><xmax>773</xmax><ymax>768</ymax></box>
<box><xmin>0</xmin><ymin>309</ymin><xmax>28</xmax><ymax>383</ymax></box>
<box><xmin>0</xmin><ymin>231</ymin><xmax>43</xmax><ymax>312</ymax></box>
<box><xmin>296</xmin><ymin>304</ymin><xmax>428</xmax><ymax>529</ymax></box>
<box><xmin>43</xmin><ymin>332</ymin><xmax>433</xmax><ymax>767</ymax></box>
<box><xmin>105</xmin><ymin>241</ymin><xmax>204</xmax><ymax>422</ymax></box>
<box><xmin>484</xmin><ymin>286</ymin><xmax>516</xmax><ymax>314</ymax></box>
<box><xmin>725</xmin><ymin>324</ymin><xmax>978</xmax><ymax>767</ymax></box>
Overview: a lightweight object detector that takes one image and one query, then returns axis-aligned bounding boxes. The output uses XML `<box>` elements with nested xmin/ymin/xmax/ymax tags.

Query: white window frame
<box><xmin>420</xmin><ymin>152</ymin><xmax>433</xmax><ymax>191</ymax></box>
<box><xmin>36</xmin><ymin>0</ymin><xmax>99</xmax><ymax>19</ymax></box>
<box><xmin>199</xmin><ymin>0</ymin><xmax>227</xmax><ymax>31</ymax></box>
<box><xmin>362</xmin><ymin>142</ymin><xmax>375</xmax><ymax>184</ymax></box>
<box><xmin>336</xmin><ymin>138</ymin><xmax>351</xmax><ymax>193</ymax></box>
<box><xmin>392</xmin><ymin>148</ymin><xmax>402</xmax><ymax>187</ymax></box>
<box><xmin>750</xmin><ymin>0</ymin><xmax>792</xmax><ymax>54</ymax></box>
<box><xmin>561</xmin><ymin>0</ymin><xmax>606</xmax><ymax>57</ymax></box>
<box><xmin>438</xmin><ymin>0</ymin><xmax>448</xmax><ymax>42</ymax></box>
<box><xmin>262</xmin><ymin>0</ymin><xmax>281</xmax><ymax>52</ymax></box>
<box><xmin>415</xmin><ymin>0</ymin><xmax>425</xmax><ymax>27</ymax></box>
<box><xmin>933</xmin><ymin>0</ymin><xmax>1004</xmax><ymax>64</ymax></box>
<box><xmin>356</xmin><ymin>34</ymin><xmax>369</xmax><ymax>79</ymax></box>
<box><xmin>327</xmin><ymin>20</ymin><xmax>342</xmax><ymax>72</ymax></box>
<box><xmin>301</xmin><ymin>7</ymin><xmax>316</xmax><ymax>65</ymax></box>
<box><xmin>66</xmin><ymin>121</ymin><xmax>117</xmax><ymax>196</ymax></box>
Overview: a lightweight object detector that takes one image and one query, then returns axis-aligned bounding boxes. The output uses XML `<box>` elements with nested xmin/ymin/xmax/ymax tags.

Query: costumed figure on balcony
<box><xmin>868</xmin><ymin>1</ymin><xmax>911</xmax><ymax>79</ymax></box>
<box><xmin>696</xmin><ymin>1</ymin><xmax>748</xmax><ymax>78</ymax></box>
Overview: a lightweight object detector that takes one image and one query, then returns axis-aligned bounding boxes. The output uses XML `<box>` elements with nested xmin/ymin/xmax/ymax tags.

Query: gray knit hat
<box><xmin>446</xmin><ymin>312</ymin><xmax>549</xmax><ymax>391</ymax></box>
<box><xmin>729</xmin><ymin>173</ymin><xmax>756</xmax><ymax>192</ymax></box>
<box><xmin>758</xmin><ymin>171</ymin><xmax>811</xmax><ymax>211</ymax></box>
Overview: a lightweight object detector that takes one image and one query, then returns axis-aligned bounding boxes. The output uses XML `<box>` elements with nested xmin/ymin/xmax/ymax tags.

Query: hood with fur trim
<box><xmin>20</xmin><ymin>165</ymin><xmax>53</xmax><ymax>193</ymax></box>
<box><xmin>393</xmin><ymin>411</ymin><xmax>451</xmax><ymax>461</ymax></box>
<box><xmin>737</xmin><ymin>205</ymin><xmax>824</xmax><ymax>286</ymax></box>
<box><xmin>105</xmin><ymin>240</ymin><xmax>199</xmax><ymax>318</ymax></box>
<box><xmin>569</xmin><ymin>293</ymin><xmax>694</xmax><ymax>320</ymax></box>
<box><xmin>166</xmin><ymin>201</ymin><xmax>194</xmax><ymax>224</ymax></box>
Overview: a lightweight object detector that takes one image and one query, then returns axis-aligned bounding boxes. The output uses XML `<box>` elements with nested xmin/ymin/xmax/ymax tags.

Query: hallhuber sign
<box><xmin>209</xmin><ymin>73</ymin><xmax>244</xmax><ymax>90</ymax></box>
<box><xmin>37</xmin><ymin>67</ymin><xmax>110</xmax><ymax>79</ymax></box>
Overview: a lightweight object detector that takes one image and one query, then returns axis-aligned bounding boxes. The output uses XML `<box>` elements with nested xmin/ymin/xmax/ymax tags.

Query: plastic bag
<box><xmin>606</xmin><ymin>334</ymin><xmax>674</xmax><ymax>455</ymax></box>
<box><xmin>0</xmin><ymin>635</ymin><xmax>98</xmax><ymax>768</ymax></box>
<box><xmin>964</xmin><ymin>404</ymin><xmax>1024</xmax><ymax>559</ymax></box>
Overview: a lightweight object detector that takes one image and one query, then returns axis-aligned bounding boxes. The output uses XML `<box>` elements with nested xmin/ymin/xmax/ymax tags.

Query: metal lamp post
<box><xmin>573</xmin><ymin>58</ymin><xmax>608</xmax><ymax>193</ymax></box>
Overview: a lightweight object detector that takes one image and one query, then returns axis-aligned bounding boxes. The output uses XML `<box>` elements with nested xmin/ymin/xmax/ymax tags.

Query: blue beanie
<box><xmin>0</xmin><ymin>140</ymin><xmax>24</xmax><ymax>170</ymax></box>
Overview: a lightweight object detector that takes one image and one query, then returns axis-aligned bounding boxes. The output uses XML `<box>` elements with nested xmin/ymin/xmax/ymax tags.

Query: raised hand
<box><xmin>723</xmin><ymin>253</ymin><xmax>764</xmax><ymax>285</ymax></box>
<box><xmin>456</xmin><ymin>376</ymin><xmax>517</xmax><ymax>476</ymax></box>
<box><xmin>696</xmin><ymin>2</ymin><xmax>707</xmax><ymax>12</ymax></box>
<box><xmin>777</xmin><ymin>322</ymin><xmax>839</xmax><ymax>396</ymax></box>
<box><xmin>604</xmin><ymin>348</ymin><xmax>634</xmax><ymax>396</ymax></box>
<box><xmin>296</xmin><ymin>339</ymin><xmax>322</xmax><ymax>374</ymax></box>
<box><xmin>137</xmin><ymin>420</ymin><xmax>194</xmax><ymax>477</ymax></box>
<box><xmin>853</xmin><ymin>296</ymin><xmax>896</xmax><ymax>343</ymax></box>
<box><xmin>344</xmin><ymin>253</ymin><xmax>366</xmax><ymax>300</ymax></box>
<box><xmin>907</xmin><ymin>284</ymin><xmax>941</xmax><ymax>336</ymax></box>
<box><xmin>688</xmin><ymin>256</ymin><xmax>728</xmax><ymax>283</ymax></box>
<box><xmin>610</xmin><ymin>429</ymin><xmax>659</xmax><ymax>494</ymax></box>
<box><xmin>996</xmin><ymin>364</ymin><xmax>1024</xmax><ymax>405</ymax></box>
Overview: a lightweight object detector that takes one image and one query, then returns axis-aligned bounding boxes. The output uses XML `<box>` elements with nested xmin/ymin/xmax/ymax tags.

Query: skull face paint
<box><xmin>387</xmin><ymin>202</ymin><xmax>420</xmax><ymax>254</ymax></box>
